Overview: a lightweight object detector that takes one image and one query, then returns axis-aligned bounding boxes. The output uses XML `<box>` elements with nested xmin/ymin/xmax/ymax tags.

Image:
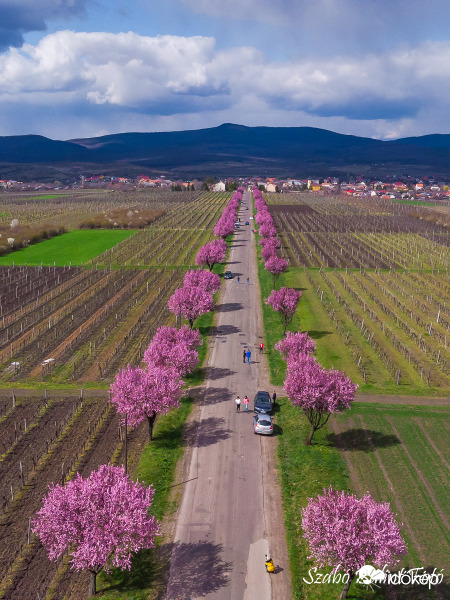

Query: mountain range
<box><xmin>1</xmin><ymin>123</ymin><xmax>450</xmax><ymax>182</ymax></box>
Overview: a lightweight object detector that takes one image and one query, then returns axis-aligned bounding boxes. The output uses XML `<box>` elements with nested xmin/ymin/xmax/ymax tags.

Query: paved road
<box><xmin>166</xmin><ymin>192</ymin><xmax>290</xmax><ymax>599</ymax></box>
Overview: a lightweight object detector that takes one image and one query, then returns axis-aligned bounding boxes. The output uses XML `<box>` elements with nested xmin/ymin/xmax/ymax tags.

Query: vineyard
<box><xmin>266</xmin><ymin>193</ymin><xmax>449</xmax><ymax>395</ymax></box>
<box><xmin>0</xmin><ymin>389</ymin><xmax>150</xmax><ymax>600</ymax></box>
<box><xmin>0</xmin><ymin>189</ymin><xmax>232</xmax><ymax>599</ymax></box>
<box><xmin>1</xmin><ymin>186</ymin><xmax>447</xmax><ymax>599</ymax></box>
<box><xmin>0</xmin><ymin>188</ymin><xmax>200</xmax><ymax>229</ymax></box>
<box><xmin>0</xmin><ymin>191</ymin><xmax>229</xmax><ymax>385</ymax></box>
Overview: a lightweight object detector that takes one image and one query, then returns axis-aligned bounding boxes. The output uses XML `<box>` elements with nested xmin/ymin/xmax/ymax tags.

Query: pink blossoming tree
<box><xmin>183</xmin><ymin>269</ymin><xmax>220</xmax><ymax>294</ymax></box>
<box><xmin>302</xmin><ymin>486</ymin><xmax>407</xmax><ymax>600</ymax></box>
<box><xmin>110</xmin><ymin>364</ymin><xmax>183</xmax><ymax>440</ymax></box>
<box><xmin>266</xmin><ymin>287</ymin><xmax>302</xmax><ymax>334</ymax></box>
<box><xmin>261</xmin><ymin>243</ymin><xmax>277</xmax><ymax>261</ymax></box>
<box><xmin>264</xmin><ymin>255</ymin><xmax>288</xmax><ymax>287</ymax></box>
<box><xmin>284</xmin><ymin>355</ymin><xmax>358</xmax><ymax>444</ymax></box>
<box><xmin>195</xmin><ymin>239</ymin><xmax>227</xmax><ymax>271</ymax></box>
<box><xmin>259</xmin><ymin>236</ymin><xmax>280</xmax><ymax>250</ymax></box>
<box><xmin>275</xmin><ymin>331</ymin><xmax>316</xmax><ymax>361</ymax></box>
<box><xmin>259</xmin><ymin>223</ymin><xmax>277</xmax><ymax>238</ymax></box>
<box><xmin>168</xmin><ymin>285</ymin><xmax>214</xmax><ymax>328</ymax></box>
<box><xmin>144</xmin><ymin>325</ymin><xmax>202</xmax><ymax>376</ymax></box>
<box><xmin>213</xmin><ymin>218</ymin><xmax>234</xmax><ymax>238</ymax></box>
<box><xmin>33</xmin><ymin>464</ymin><xmax>160</xmax><ymax>597</ymax></box>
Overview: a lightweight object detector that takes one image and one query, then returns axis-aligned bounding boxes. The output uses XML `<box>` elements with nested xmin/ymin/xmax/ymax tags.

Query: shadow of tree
<box><xmin>327</xmin><ymin>429</ymin><xmax>401</xmax><ymax>452</ymax></box>
<box><xmin>215</xmin><ymin>302</ymin><xmax>244</xmax><ymax>313</ymax></box>
<box><xmin>183</xmin><ymin>416</ymin><xmax>232</xmax><ymax>447</ymax></box>
<box><xmin>166</xmin><ymin>541</ymin><xmax>232</xmax><ymax>598</ymax></box>
<box><xmin>210</xmin><ymin>324</ymin><xmax>241</xmax><ymax>337</ymax></box>
<box><xmin>307</xmin><ymin>329</ymin><xmax>334</xmax><ymax>339</ymax></box>
<box><xmin>204</xmin><ymin>366</ymin><xmax>236</xmax><ymax>381</ymax></box>
<box><xmin>203</xmin><ymin>386</ymin><xmax>232</xmax><ymax>405</ymax></box>
<box><xmin>99</xmin><ymin>546</ymin><xmax>159</xmax><ymax>595</ymax></box>
<box><xmin>273</xmin><ymin>423</ymin><xmax>283</xmax><ymax>436</ymax></box>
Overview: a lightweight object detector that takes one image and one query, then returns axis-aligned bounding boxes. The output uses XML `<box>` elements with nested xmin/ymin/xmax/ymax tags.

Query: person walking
<box><xmin>259</xmin><ymin>342</ymin><xmax>264</xmax><ymax>354</ymax></box>
<box><xmin>235</xmin><ymin>396</ymin><xmax>241</xmax><ymax>412</ymax></box>
<box><xmin>246</xmin><ymin>277</ymin><xmax>249</xmax><ymax>284</ymax></box>
<box><xmin>237</xmin><ymin>276</ymin><xmax>240</xmax><ymax>284</ymax></box>
<box><xmin>243</xmin><ymin>349</ymin><xmax>247</xmax><ymax>363</ymax></box>
<box><xmin>246</xmin><ymin>349</ymin><xmax>251</xmax><ymax>364</ymax></box>
<box><xmin>243</xmin><ymin>396</ymin><xmax>249</xmax><ymax>412</ymax></box>
<box><xmin>272</xmin><ymin>390</ymin><xmax>277</xmax><ymax>406</ymax></box>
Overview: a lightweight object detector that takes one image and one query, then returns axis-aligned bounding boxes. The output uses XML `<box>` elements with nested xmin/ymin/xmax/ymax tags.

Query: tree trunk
<box><xmin>338</xmin><ymin>572</ymin><xmax>355</xmax><ymax>600</ymax></box>
<box><xmin>88</xmin><ymin>570</ymin><xmax>97</xmax><ymax>597</ymax></box>
<box><xmin>305</xmin><ymin>425</ymin><xmax>315</xmax><ymax>445</ymax></box>
<box><xmin>147</xmin><ymin>413</ymin><xmax>156</xmax><ymax>441</ymax></box>
<box><xmin>188</xmin><ymin>318</ymin><xmax>194</xmax><ymax>328</ymax></box>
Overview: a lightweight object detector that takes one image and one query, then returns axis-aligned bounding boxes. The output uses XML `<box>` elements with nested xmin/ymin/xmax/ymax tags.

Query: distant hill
<box><xmin>1</xmin><ymin>123</ymin><xmax>450</xmax><ymax>181</ymax></box>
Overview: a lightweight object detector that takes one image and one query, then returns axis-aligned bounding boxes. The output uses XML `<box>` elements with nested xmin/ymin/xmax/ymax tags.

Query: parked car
<box><xmin>245</xmin><ymin>221</ymin><xmax>249</xmax><ymax>225</ymax></box>
<box><xmin>224</xmin><ymin>271</ymin><xmax>233</xmax><ymax>279</ymax></box>
<box><xmin>253</xmin><ymin>390</ymin><xmax>272</xmax><ymax>414</ymax></box>
<box><xmin>234</xmin><ymin>223</ymin><xmax>240</xmax><ymax>228</ymax></box>
<box><xmin>253</xmin><ymin>414</ymin><xmax>273</xmax><ymax>435</ymax></box>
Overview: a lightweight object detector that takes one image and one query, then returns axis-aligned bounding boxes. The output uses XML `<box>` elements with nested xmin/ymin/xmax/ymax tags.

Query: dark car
<box><xmin>224</xmin><ymin>271</ymin><xmax>233</xmax><ymax>279</ymax></box>
<box><xmin>245</xmin><ymin>221</ymin><xmax>249</xmax><ymax>225</ymax></box>
<box><xmin>253</xmin><ymin>390</ymin><xmax>272</xmax><ymax>414</ymax></box>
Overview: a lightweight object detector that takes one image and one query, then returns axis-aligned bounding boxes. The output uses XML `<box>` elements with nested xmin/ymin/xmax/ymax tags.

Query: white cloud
<box><xmin>0</xmin><ymin>30</ymin><xmax>450</xmax><ymax>139</ymax></box>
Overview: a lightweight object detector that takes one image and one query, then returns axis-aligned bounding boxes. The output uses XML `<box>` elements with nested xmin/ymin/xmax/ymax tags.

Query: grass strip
<box><xmin>276</xmin><ymin>397</ymin><xmax>385</xmax><ymax>600</ymax></box>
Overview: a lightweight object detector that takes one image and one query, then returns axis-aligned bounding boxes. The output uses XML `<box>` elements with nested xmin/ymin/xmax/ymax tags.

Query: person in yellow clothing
<box><xmin>265</xmin><ymin>554</ymin><xmax>275</xmax><ymax>573</ymax></box>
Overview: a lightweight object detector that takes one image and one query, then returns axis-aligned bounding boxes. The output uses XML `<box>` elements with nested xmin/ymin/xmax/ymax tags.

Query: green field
<box><xmin>0</xmin><ymin>229</ymin><xmax>135</xmax><ymax>266</ymax></box>
<box><xmin>276</xmin><ymin>399</ymin><xmax>449</xmax><ymax>600</ymax></box>
<box><xmin>392</xmin><ymin>198</ymin><xmax>443</xmax><ymax>207</ymax></box>
<box><xmin>333</xmin><ymin>402</ymin><xmax>450</xmax><ymax>574</ymax></box>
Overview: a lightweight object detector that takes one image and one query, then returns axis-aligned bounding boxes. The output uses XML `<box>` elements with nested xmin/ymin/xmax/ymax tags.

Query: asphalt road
<box><xmin>166</xmin><ymin>192</ymin><xmax>290</xmax><ymax>599</ymax></box>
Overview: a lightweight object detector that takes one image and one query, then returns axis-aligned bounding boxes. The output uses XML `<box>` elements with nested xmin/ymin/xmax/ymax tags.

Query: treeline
<box><xmin>0</xmin><ymin>223</ymin><xmax>67</xmax><ymax>256</ymax></box>
<box><xmin>79</xmin><ymin>207</ymin><xmax>166</xmax><ymax>229</ymax></box>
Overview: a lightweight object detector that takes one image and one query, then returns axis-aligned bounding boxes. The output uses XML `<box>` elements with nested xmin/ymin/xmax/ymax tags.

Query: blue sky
<box><xmin>0</xmin><ymin>0</ymin><xmax>449</xmax><ymax>140</ymax></box>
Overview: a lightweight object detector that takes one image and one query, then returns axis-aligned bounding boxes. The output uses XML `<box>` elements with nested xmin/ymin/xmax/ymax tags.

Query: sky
<box><xmin>0</xmin><ymin>0</ymin><xmax>449</xmax><ymax>140</ymax></box>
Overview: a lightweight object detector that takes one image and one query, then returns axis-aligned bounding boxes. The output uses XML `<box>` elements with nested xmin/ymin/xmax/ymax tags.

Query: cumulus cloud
<box><xmin>0</xmin><ymin>1</ymin><xmax>88</xmax><ymax>51</ymax></box>
<box><xmin>0</xmin><ymin>31</ymin><xmax>228</xmax><ymax>106</ymax></box>
<box><xmin>0</xmin><ymin>30</ymin><xmax>449</xmax><ymax>138</ymax></box>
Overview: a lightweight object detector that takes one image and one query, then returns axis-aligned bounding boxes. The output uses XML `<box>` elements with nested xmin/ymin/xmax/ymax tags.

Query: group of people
<box><xmin>235</xmin><ymin>391</ymin><xmax>277</xmax><ymax>412</ymax></box>
<box><xmin>235</xmin><ymin>395</ymin><xmax>249</xmax><ymax>412</ymax></box>
<box><xmin>243</xmin><ymin>343</ymin><xmax>264</xmax><ymax>364</ymax></box>
<box><xmin>236</xmin><ymin>276</ymin><xmax>249</xmax><ymax>284</ymax></box>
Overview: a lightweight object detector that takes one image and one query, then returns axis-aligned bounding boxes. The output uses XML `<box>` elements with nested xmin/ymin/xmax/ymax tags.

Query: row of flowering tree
<box><xmin>273</xmin><ymin>333</ymin><xmax>407</xmax><ymax>598</ymax></box>
<box><xmin>253</xmin><ymin>187</ymin><xmax>288</xmax><ymax>287</ymax></box>
<box><xmin>32</xmin><ymin>191</ymin><xmax>241</xmax><ymax>597</ymax></box>
<box><xmin>253</xmin><ymin>183</ymin><xmax>407</xmax><ymax>598</ymax></box>
<box><xmin>271</xmin><ymin>309</ymin><xmax>406</xmax><ymax>598</ymax></box>
<box><xmin>213</xmin><ymin>188</ymin><xmax>243</xmax><ymax>238</ymax></box>
<box><xmin>33</xmin><ymin>318</ymin><xmax>200</xmax><ymax>597</ymax></box>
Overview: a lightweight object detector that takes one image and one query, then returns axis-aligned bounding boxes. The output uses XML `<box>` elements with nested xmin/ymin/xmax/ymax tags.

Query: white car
<box><xmin>253</xmin><ymin>414</ymin><xmax>273</xmax><ymax>435</ymax></box>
